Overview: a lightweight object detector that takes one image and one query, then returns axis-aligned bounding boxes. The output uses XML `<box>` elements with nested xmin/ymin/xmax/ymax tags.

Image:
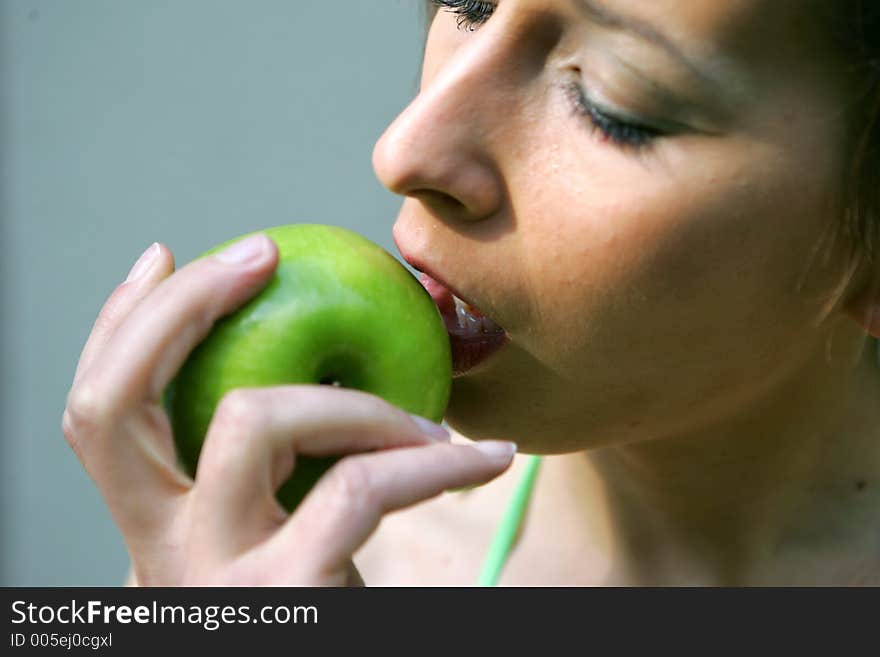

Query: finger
<box><xmin>63</xmin><ymin>241</ymin><xmax>172</xmax><ymax>461</ymax></box>
<box><xmin>190</xmin><ymin>385</ymin><xmax>451</xmax><ymax>555</ymax></box>
<box><xmin>77</xmin><ymin>232</ymin><xmax>278</xmax><ymax>416</ymax></box>
<box><xmin>344</xmin><ymin>561</ymin><xmax>365</xmax><ymax>587</ymax></box>
<box><xmin>72</xmin><ymin>242</ymin><xmax>174</xmax><ymax>387</ymax></box>
<box><xmin>267</xmin><ymin>440</ymin><xmax>516</xmax><ymax>579</ymax></box>
<box><xmin>62</xmin><ymin>233</ymin><xmax>277</xmax><ymax>535</ymax></box>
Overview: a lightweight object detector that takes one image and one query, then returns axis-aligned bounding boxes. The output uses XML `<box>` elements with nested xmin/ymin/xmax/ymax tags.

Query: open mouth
<box><xmin>418</xmin><ymin>273</ymin><xmax>509</xmax><ymax>377</ymax></box>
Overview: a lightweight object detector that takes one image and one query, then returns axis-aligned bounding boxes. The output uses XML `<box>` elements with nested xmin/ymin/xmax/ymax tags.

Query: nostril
<box><xmin>413</xmin><ymin>189</ymin><xmax>467</xmax><ymax>212</ymax></box>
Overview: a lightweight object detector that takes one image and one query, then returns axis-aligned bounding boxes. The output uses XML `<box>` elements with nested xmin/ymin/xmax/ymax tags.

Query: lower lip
<box><xmin>419</xmin><ymin>273</ymin><xmax>510</xmax><ymax>377</ymax></box>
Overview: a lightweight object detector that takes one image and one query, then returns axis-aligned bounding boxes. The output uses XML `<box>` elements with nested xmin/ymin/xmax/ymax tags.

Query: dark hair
<box><xmin>809</xmin><ymin>1</ymin><xmax>880</xmax><ymax>320</ymax></box>
<box><xmin>825</xmin><ymin>3</ymin><xmax>880</xmax><ymax>250</ymax></box>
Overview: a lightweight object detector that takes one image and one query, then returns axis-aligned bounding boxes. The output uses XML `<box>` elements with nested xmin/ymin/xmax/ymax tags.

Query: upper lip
<box><xmin>396</xmin><ymin>246</ymin><xmax>484</xmax><ymax>315</ymax></box>
<box><xmin>395</xmin><ymin>235</ymin><xmax>511</xmax><ymax>337</ymax></box>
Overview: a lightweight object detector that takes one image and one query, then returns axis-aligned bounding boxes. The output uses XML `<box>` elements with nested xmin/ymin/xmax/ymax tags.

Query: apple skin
<box><xmin>162</xmin><ymin>224</ymin><xmax>452</xmax><ymax>511</ymax></box>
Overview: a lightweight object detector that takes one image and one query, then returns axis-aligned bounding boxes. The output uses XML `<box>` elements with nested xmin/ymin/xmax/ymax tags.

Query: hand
<box><xmin>62</xmin><ymin>235</ymin><xmax>516</xmax><ymax>585</ymax></box>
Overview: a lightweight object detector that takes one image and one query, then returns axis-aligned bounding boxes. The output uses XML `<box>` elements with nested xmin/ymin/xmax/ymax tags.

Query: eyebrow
<box><xmin>573</xmin><ymin>0</ymin><xmax>734</xmax><ymax>98</ymax></box>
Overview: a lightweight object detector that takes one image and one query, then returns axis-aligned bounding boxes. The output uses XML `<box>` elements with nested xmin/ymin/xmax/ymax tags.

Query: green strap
<box><xmin>477</xmin><ymin>454</ymin><xmax>542</xmax><ymax>586</ymax></box>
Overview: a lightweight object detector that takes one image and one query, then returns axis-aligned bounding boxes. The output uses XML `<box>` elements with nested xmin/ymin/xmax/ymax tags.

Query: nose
<box><xmin>372</xmin><ymin>13</ymin><xmax>540</xmax><ymax>222</ymax></box>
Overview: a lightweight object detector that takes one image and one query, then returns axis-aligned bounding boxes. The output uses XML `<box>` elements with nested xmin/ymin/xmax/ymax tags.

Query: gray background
<box><xmin>2</xmin><ymin>0</ymin><xmax>427</xmax><ymax>585</ymax></box>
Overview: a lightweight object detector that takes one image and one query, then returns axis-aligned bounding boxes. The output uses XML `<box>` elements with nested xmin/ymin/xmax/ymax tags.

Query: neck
<box><xmin>557</xmin><ymin>327</ymin><xmax>880</xmax><ymax>585</ymax></box>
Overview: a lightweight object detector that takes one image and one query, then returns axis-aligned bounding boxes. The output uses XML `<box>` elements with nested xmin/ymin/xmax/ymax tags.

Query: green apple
<box><xmin>163</xmin><ymin>224</ymin><xmax>452</xmax><ymax>511</ymax></box>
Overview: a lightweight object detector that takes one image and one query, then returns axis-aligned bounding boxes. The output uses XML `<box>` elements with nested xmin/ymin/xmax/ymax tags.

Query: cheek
<box><xmin>514</xmin><ymin>139</ymin><xmax>845</xmax><ymax>378</ymax></box>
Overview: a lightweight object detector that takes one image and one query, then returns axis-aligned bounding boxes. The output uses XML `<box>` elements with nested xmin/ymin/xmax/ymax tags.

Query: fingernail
<box><xmin>409</xmin><ymin>414</ymin><xmax>450</xmax><ymax>441</ymax></box>
<box><xmin>472</xmin><ymin>440</ymin><xmax>517</xmax><ymax>460</ymax></box>
<box><xmin>125</xmin><ymin>242</ymin><xmax>160</xmax><ymax>282</ymax></box>
<box><xmin>215</xmin><ymin>233</ymin><xmax>270</xmax><ymax>265</ymax></box>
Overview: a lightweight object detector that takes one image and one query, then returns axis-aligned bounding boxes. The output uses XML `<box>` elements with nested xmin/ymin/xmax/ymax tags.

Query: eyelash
<box><xmin>430</xmin><ymin>0</ymin><xmax>662</xmax><ymax>151</ymax></box>
<box><xmin>430</xmin><ymin>0</ymin><xmax>496</xmax><ymax>31</ymax></box>
<box><xmin>564</xmin><ymin>83</ymin><xmax>661</xmax><ymax>150</ymax></box>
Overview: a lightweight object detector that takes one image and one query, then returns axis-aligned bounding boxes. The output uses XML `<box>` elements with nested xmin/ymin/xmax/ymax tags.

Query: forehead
<box><xmin>602</xmin><ymin>0</ymin><xmax>829</xmax><ymax>63</ymax></box>
<box><xmin>582</xmin><ymin>0</ymin><xmax>847</xmax><ymax>97</ymax></box>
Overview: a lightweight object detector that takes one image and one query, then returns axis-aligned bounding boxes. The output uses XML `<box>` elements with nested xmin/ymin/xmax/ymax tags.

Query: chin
<box><xmin>444</xmin><ymin>358</ymin><xmax>652</xmax><ymax>454</ymax></box>
<box><xmin>444</xmin><ymin>373</ymin><xmax>571</xmax><ymax>454</ymax></box>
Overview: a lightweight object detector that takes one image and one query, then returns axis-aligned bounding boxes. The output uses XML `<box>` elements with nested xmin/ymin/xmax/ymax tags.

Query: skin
<box><xmin>65</xmin><ymin>0</ymin><xmax>880</xmax><ymax>586</ymax></box>
<box><xmin>366</xmin><ymin>0</ymin><xmax>880</xmax><ymax>584</ymax></box>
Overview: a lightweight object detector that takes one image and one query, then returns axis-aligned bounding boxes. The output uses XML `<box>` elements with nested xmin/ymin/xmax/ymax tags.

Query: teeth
<box><xmin>453</xmin><ymin>295</ymin><xmax>500</xmax><ymax>334</ymax></box>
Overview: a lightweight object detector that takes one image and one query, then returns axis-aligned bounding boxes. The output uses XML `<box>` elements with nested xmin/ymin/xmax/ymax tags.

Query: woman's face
<box><xmin>373</xmin><ymin>0</ymin><xmax>861</xmax><ymax>452</ymax></box>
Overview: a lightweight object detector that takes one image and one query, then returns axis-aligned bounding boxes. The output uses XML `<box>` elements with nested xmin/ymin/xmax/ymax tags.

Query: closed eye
<box><xmin>430</xmin><ymin>0</ymin><xmax>497</xmax><ymax>31</ymax></box>
<box><xmin>564</xmin><ymin>83</ymin><xmax>664</xmax><ymax>151</ymax></box>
